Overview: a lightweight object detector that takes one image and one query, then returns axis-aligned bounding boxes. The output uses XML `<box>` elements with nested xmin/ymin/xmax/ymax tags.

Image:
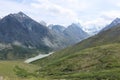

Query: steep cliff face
<box><xmin>0</xmin><ymin>12</ymin><xmax>52</xmax><ymax>50</ymax></box>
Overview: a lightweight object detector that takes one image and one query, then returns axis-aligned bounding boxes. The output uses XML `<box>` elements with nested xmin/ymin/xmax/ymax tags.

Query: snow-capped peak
<box><xmin>8</xmin><ymin>11</ymin><xmax>29</xmax><ymax>20</ymax></box>
<box><xmin>17</xmin><ymin>11</ymin><xmax>27</xmax><ymax>18</ymax></box>
<box><xmin>100</xmin><ymin>18</ymin><xmax>120</xmax><ymax>32</ymax></box>
<box><xmin>111</xmin><ymin>18</ymin><xmax>120</xmax><ymax>25</ymax></box>
<box><xmin>8</xmin><ymin>12</ymin><xmax>30</xmax><ymax>23</ymax></box>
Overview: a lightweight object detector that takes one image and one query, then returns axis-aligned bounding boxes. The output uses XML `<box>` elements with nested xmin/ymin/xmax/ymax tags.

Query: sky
<box><xmin>0</xmin><ymin>0</ymin><xmax>120</xmax><ymax>28</ymax></box>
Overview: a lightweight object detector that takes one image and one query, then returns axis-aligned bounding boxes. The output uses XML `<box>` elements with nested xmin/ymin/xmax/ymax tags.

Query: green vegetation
<box><xmin>0</xmin><ymin>61</ymin><xmax>50</xmax><ymax>80</ymax></box>
<box><xmin>33</xmin><ymin>43</ymin><xmax>120</xmax><ymax>80</ymax></box>
<box><xmin>14</xmin><ymin>65</ymin><xmax>31</xmax><ymax>78</ymax></box>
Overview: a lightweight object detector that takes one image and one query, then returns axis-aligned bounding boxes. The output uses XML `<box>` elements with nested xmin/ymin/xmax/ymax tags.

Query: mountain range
<box><xmin>100</xmin><ymin>18</ymin><xmax>120</xmax><ymax>32</ymax></box>
<box><xmin>0</xmin><ymin>12</ymin><xmax>89</xmax><ymax>59</ymax></box>
<box><xmin>49</xmin><ymin>23</ymin><xmax>89</xmax><ymax>45</ymax></box>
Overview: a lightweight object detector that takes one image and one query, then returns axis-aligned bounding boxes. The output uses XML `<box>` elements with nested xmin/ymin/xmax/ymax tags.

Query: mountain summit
<box><xmin>63</xmin><ymin>23</ymin><xmax>89</xmax><ymax>44</ymax></box>
<box><xmin>0</xmin><ymin>12</ymin><xmax>52</xmax><ymax>49</ymax></box>
<box><xmin>101</xmin><ymin>18</ymin><xmax>120</xmax><ymax>32</ymax></box>
<box><xmin>49</xmin><ymin>23</ymin><xmax>89</xmax><ymax>45</ymax></box>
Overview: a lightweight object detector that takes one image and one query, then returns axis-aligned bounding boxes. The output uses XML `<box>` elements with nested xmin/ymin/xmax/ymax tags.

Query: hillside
<box><xmin>0</xmin><ymin>61</ymin><xmax>45</xmax><ymax>80</ymax></box>
<box><xmin>33</xmin><ymin>43</ymin><xmax>120</xmax><ymax>80</ymax></box>
<box><xmin>0</xmin><ymin>45</ymin><xmax>40</xmax><ymax>60</ymax></box>
<box><xmin>32</xmin><ymin>22</ymin><xmax>120</xmax><ymax>79</ymax></box>
<box><xmin>101</xmin><ymin>18</ymin><xmax>120</xmax><ymax>32</ymax></box>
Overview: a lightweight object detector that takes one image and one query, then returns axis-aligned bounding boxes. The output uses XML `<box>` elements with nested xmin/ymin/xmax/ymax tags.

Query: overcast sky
<box><xmin>0</xmin><ymin>0</ymin><xmax>120</xmax><ymax>27</ymax></box>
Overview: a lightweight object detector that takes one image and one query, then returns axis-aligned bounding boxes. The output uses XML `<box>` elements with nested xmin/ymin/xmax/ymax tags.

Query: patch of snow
<box><xmin>0</xmin><ymin>43</ymin><xmax>12</xmax><ymax>50</ymax></box>
<box><xmin>81</xmin><ymin>25</ymin><xmax>104</xmax><ymax>35</ymax></box>
<box><xmin>28</xmin><ymin>26</ymin><xmax>32</xmax><ymax>31</ymax></box>
<box><xmin>24</xmin><ymin>52</ymin><xmax>54</xmax><ymax>63</ymax></box>
<box><xmin>43</xmin><ymin>37</ymin><xmax>54</xmax><ymax>47</ymax></box>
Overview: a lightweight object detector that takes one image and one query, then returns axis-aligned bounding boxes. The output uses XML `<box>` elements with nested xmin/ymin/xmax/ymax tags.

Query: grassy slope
<box><xmin>32</xmin><ymin>25</ymin><xmax>120</xmax><ymax>80</ymax></box>
<box><xmin>0</xmin><ymin>61</ymin><xmax>49</xmax><ymax>80</ymax></box>
<box><xmin>0</xmin><ymin>45</ymin><xmax>40</xmax><ymax>60</ymax></box>
<box><xmin>33</xmin><ymin>43</ymin><xmax>120</xmax><ymax>80</ymax></box>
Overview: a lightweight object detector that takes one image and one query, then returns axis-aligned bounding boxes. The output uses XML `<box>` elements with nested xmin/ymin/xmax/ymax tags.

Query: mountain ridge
<box><xmin>49</xmin><ymin>23</ymin><xmax>89</xmax><ymax>45</ymax></box>
<box><xmin>100</xmin><ymin>18</ymin><xmax>120</xmax><ymax>32</ymax></box>
<box><xmin>0</xmin><ymin>12</ymin><xmax>89</xmax><ymax>59</ymax></box>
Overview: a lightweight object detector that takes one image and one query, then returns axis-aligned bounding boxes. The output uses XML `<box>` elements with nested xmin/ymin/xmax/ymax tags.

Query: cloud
<box><xmin>105</xmin><ymin>0</ymin><xmax>120</xmax><ymax>7</ymax></box>
<box><xmin>0</xmin><ymin>0</ymin><xmax>93</xmax><ymax>26</ymax></box>
<box><xmin>83</xmin><ymin>17</ymin><xmax>110</xmax><ymax>28</ymax></box>
<box><xmin>81</xmin><ymin>9</ymin><xmax>120</xmax><ymax>30</ymax></box>
<box><xmin>31</xmin><ymin>0</ymin><xmax>76</xmax><ymax>16</ymax></box>
<box><xmin>30</xmin><ymin>0</ymin><xmax>78</xmax><ymax>25</ymax></box>
<box><xmin>50</xmin><ymin>0</ymin><xmax>92</xmax><ymax>11</ymax></box>
<box><xmin>101</xmin><ymin>10</ymin><xmax>120</xmax><ymax>19</ymax></box>
<box><xmin>0</xmin><ymin>0</ymin><xmax>31</xmax><ymax>17</ymax></box>
<box><xmin>0</xmin><ymin>0</ymin><xmax>120</xmax><ymax>27</ymax></box>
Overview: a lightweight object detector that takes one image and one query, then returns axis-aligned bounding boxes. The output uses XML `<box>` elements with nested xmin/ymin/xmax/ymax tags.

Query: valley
<box><xmin>0</xmin><ymin>5</ymin><xmax>120</xmax><ymax>80</ymax></box>
<box><xmin>0</xmin><ymin>12</ymin><xmax>90</xmax><ymax>80</ymax></box>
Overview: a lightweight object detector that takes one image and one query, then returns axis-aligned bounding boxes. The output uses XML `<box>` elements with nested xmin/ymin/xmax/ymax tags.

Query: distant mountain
<box><xmin>63</xmin><ymin>23</ymin><xmax>89</xmax><ymax>44</ymax></box>
<box><xmin>0</xmin><ymin>12</ymin><xmax>89</xmax><ymax>59</ymax></box>
<box><xmin>82</xmin><ymin>25</ymin><xmax>104</xmax><ymax>35</ymax></box>
<box><xmin>49</xmin><ymin>23</ymin><xmax>89</xmax><ymax>45</ymax></box>
<box><xmin>100</xmin><ymin>18</ymin><xmax>120</xmax><ymax>32</ymax></box>
<box><xmin>48</xmin><ymin>24</ymin><xmax>66</xmax><ymax>33</ymax></box>
<box><xmin>39</xmin><ymin>20</ymin><xmax>47</xmax><ymax>26</ymax></box>
<box><xmin>0</xmin><ymin>12</ymin><xmax>79</xmax><ymax>51</ymax></box>
<box><xmin>0</xmin><ymin>12</ymin><xmax>52</xmax><ymax>50</ymax></box>
<box><xmin>0</xmin><ymin>12</ymin><xmax>70</xmax><ymax>59</ymax></box>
